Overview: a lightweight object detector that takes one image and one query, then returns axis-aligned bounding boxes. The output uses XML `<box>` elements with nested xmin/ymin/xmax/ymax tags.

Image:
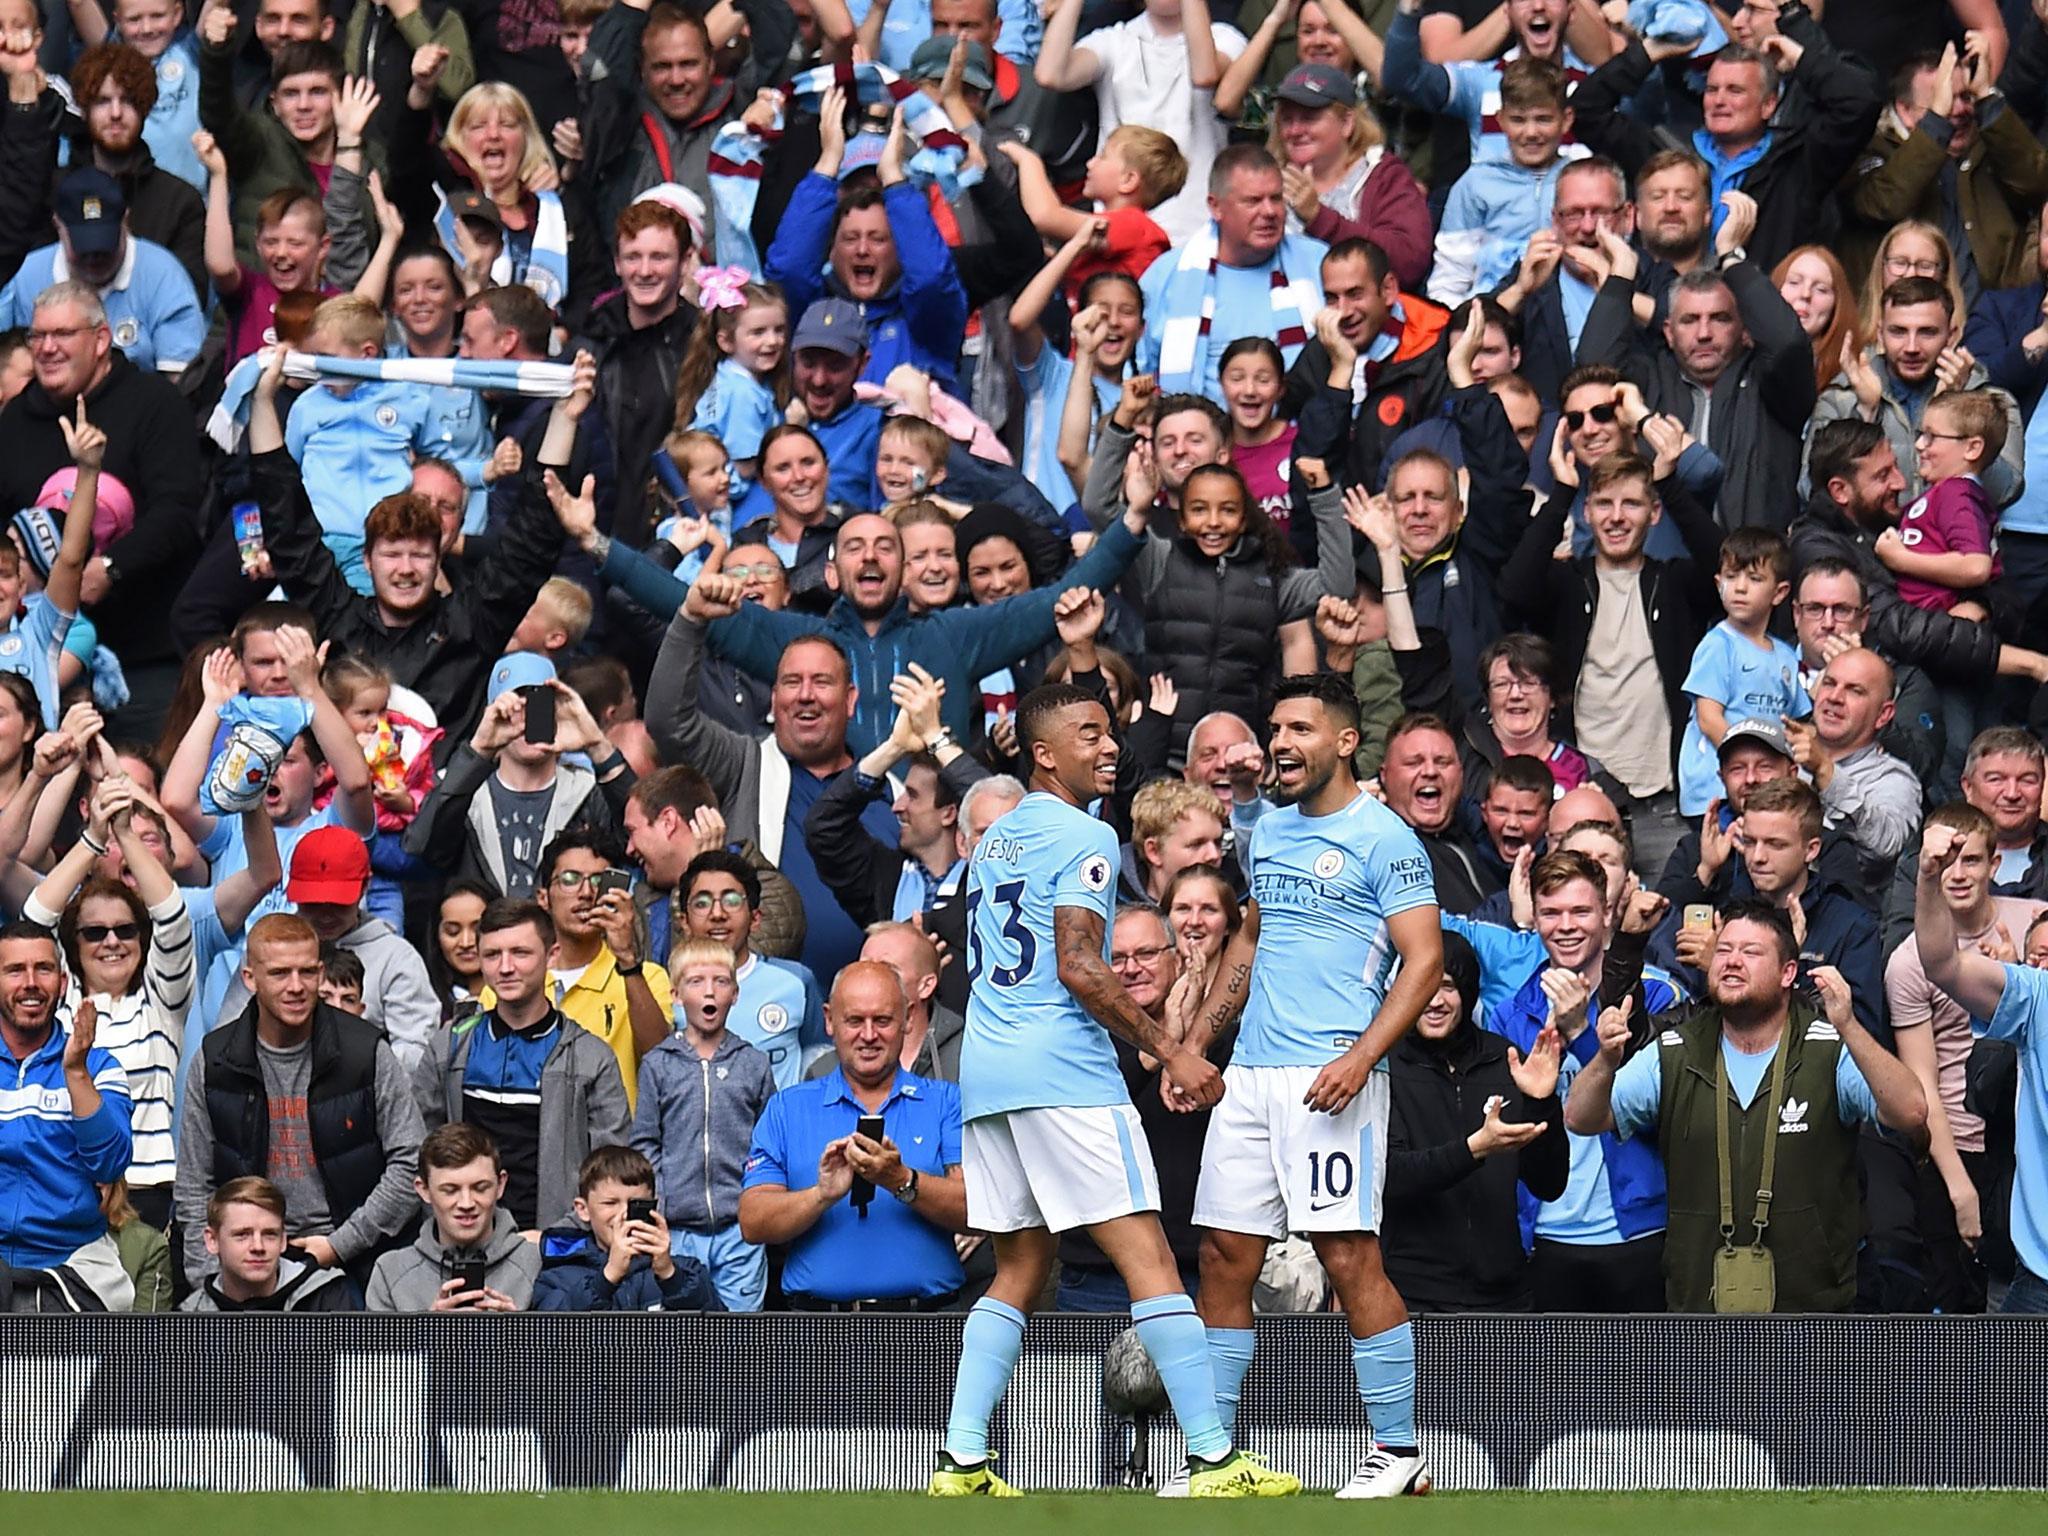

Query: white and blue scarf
<box><xmin>1153</xmin><ymin>223</ymin><xmax>1326</xmax><ymax>397</ymax></box>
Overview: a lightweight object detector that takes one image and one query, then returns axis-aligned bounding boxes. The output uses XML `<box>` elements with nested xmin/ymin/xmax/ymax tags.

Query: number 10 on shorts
<box><xmin>1308</xmin><ymin>1150</ymin><xmax>1354</xmax><ymax>1201</ymax></box>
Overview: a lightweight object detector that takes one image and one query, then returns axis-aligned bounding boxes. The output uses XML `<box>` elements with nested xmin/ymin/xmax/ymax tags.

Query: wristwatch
<box><xmin>615</xmin><ymin>957</ymin><xmax>645</xmax><ymax>978</ymax></box>
<box><xmin>894</xmin><ymin>1167</ymin><xmax>920</xmax><ymax>1204</ymax></box>
<box><xmin>1719</xmin><ymin>246</ymin><xmax>1747</xmax><ymax>271</ymax></box>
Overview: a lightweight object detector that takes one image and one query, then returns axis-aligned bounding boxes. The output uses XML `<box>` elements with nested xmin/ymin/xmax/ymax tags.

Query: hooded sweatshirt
<box><xmin>179</xmin><ymin>1254</ymin><xmax>360</xmax><ymax>1312</ymax></box>
<box><xmin>629</xmin><ymin>1030</ymin><xmax>775</xmax><ymax>1232</ymax></box>
<box><xmin>364</xmin><ymin>1206</ymin><xmax>539</xmax><ymax>1312</ymax></box>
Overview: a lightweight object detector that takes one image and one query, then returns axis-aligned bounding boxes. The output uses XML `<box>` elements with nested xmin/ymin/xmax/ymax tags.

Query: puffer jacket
<box><xmin>1124</xmin><ymin>481</ymin><xmax>1352</xmax><ymax>760</ymax></box>
<box><xmin>629</xmin><ymin>1031</ymin><xmax>775</xmax><ymax>1233</ymax></box>
<box><xmin>180</xmin><ymin>1254</ymin><xmax>360</xmax><ymax>1312</ymax></box>
<box><xmin>1287</xmin><ymin>290</ymin><xmax>1452</xmax><ymax>494</ymax></box>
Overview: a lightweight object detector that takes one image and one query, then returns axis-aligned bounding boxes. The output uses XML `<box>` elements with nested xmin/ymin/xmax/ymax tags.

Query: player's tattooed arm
<box><xmin>1184</xmin><ymin>901</ymin><xmax>1261</xmax><ymax>1055</ymax></box>
<box><xmin>1055</xmin><ymin>905</ymin><xmax>1224</xmax><ymax>1108</ymax></box>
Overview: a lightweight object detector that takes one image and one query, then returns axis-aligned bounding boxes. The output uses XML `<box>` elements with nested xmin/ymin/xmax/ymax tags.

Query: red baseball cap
<box><xmin>286</xmin><ymin>826</ymin><xmax>372</xmax><ymax>906</ymax></box>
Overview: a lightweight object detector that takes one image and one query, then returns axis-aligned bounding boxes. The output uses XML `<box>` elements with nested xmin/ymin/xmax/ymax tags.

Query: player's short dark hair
<box><xmin>318</xmin><ymin>943</ymin><xmax>365</xmax><ymax>992</ymax></box>
<box><xmin>1322</xmin><ymin>237</ymin><xmax>1391</xmax><ymax>287</ymax></box>
<box><xmin>1016</xmin><ymin>682</ymin><xmax>1105</xmax><ymax>762</ymax></box>
<box><xmin>1716</xmin><ymin>898</ymin><xmax>1797</xmax><ymax>964</ymax></box>
<box><xmin>682</xmin><ymin>849</ymin><xmax>761</xmax><ymax>909</ymax></box>
<box><xmin>1807</xmin><ymin>417</ymin><xmax>1891</xmax><ymax>494</ymax></box>
<box><xmin>419</xmin><ymin>1122</ymin><xmax>501</xmax><ymax>1175</ymax></box>
<box><xmin>1718</xmin><ymin>526</ymin><xmax>1792</xmax><ymax>582</ymax></box>
<box><xmin>1151</xmin><ymin>392</ymin><xmax>1229</xmax><ymax>442</ymax></box>
<box><xmin>577</xmin><ymin>1144</ymin><xmax>656</xmax><ymax>1197</ymax></box>
<box><xmin>1795</xmin><ymin>556</ymin><xmax>1866</xmax><ymax>605</ymax></box>
<box><xmin>1272</xmin><ymin>672</ymin><xmax>1362</xmax><ymax>736</ymax></box>
<box><xmin>0</xmin><ymin>919</ymin><xmax>57</xmax><ymax>953</ymax></box>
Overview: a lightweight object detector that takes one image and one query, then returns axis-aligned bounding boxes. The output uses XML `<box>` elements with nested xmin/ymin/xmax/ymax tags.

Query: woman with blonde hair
<box><xmin>1773</xmin><ymin>244</ymin><xmax>1861</xmax><ymax>395</ymax></box>
<box><xmin>1856</xmin><ymin>221</ymin><xmax>1968</xmax><ymax>347</ymax></box>
<box><xmin>433</xmin><ymin>81</ymin><xmax>588</xmax><ymax>308</ymax></box>
<box><xmin>1263</xmin><ymin>66</ymin><xmax>1430</xmax><ymax>290</ymax></box>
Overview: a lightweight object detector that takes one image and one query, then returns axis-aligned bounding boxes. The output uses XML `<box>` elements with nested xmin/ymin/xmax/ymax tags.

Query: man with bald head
<box><xmin>842</xmin><ymin>921</ymin><xmax>962</xmax><ymax>1083</ymax></box>
<box><xmin>1784</xmin><ymin>646</ymin><xmax>1924</xmax><ymax>891</ymax></box>
<box><xmin>1548</xmin><ymin>784</ymin><xmax>1622</xmax><ymax>844</ymax></box>
<box><xmin>739</xmin><ymin>961</ymin><xmax>971</xmax><ymax>1309</ymax></box>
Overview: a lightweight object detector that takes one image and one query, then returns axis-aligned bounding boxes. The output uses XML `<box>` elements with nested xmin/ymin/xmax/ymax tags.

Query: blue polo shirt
<box><xmin>743</xmin><ymin>1066</ymin><xmax>962</xmax><ymax>1301</ymax></box>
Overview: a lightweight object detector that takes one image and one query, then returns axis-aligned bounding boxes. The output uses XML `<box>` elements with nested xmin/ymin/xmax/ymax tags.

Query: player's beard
<box><xmin>1269</xmin><ymin>752</ymin><xmax>1335</xmax><ymax>807</ymax></box>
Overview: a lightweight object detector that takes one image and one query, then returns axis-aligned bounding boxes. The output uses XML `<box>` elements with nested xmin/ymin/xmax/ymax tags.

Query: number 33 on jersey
<box><xmin>957</xmin><ymin>791</ymin><xmax>1128</xmax><ymax>1123</ymax></box>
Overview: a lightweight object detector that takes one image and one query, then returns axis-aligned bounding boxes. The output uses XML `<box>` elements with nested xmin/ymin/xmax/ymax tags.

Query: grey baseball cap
<box><xmin>1717</xmin><ymin>717</ymin><xmax>1795</xmax><ymax>762</ymax></box>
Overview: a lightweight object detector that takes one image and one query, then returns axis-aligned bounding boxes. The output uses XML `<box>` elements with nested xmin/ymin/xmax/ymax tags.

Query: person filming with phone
<box><xmin>739</xmin><ymin>960</ymin><xmax>970</xmax><ymax>1312</ymax></box>
<box><xmin>366</xmin><ymin>1123</ymin><xmax>539</xmax><ymax>1312</ymax></box>
<box><xmin>414</xmin><ymin>899</ymin><xmax>631</xmax><ymax>1237</ymax></box>
<box><xmin>402</xmin><ymin>653</ymin><xmax>639</xmax><ymax>905</ymax></box>
<box><xmin>533</xmin><ymin>1146</ymin><xmax>722</xmax><ymax>1311</ymax></box>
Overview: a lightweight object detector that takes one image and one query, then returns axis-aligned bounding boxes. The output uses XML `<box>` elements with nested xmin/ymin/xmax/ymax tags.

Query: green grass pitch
<box><xmin>5</xmin><ymin>1491</ymin><xmax>2045</xmax><ymax>1534</ymax></box>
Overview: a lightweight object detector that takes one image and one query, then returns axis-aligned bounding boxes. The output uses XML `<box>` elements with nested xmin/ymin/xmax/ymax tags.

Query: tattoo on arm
<box><xmin>1055</xmin><ymin>906</ymin><xmax>1182</xmax><ymax>1059</ymax></box>
<box><xmin>1188</xmin><ymin>902</ymin><xmax>1259</xmax><ymax>1053</ymax></box>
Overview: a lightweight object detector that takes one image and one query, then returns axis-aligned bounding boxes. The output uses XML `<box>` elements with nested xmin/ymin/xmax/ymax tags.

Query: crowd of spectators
<box><xmin>0</xmin><ymin>0</ymin><xmax>2046</xmax><ymax>1322</ymax></box>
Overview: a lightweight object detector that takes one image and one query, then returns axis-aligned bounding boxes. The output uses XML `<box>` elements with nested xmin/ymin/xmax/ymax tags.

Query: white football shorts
<box><xmin>963</xmin><ymin>1103</ymin><xmax>1162</xmax><ymax>1234</ymax></box>
<box><xmin>1192</xmin><ymin>1063</ymin><xmax>1388</xmax><ymax>1238</ymax></box>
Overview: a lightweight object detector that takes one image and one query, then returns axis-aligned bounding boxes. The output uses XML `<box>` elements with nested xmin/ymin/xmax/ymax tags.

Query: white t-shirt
<box><xmin>1083</xmin><ymin>15</ymin><xmax>1247</xmax><ymax>243</ymax></box>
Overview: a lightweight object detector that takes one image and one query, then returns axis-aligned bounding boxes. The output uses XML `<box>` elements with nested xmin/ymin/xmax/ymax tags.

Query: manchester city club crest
<box><xmin>113</xmin><ymin>318</ymin><xmax>138</xmax><ymax>349</ymax></box>
<box><xmin>758</xmin><ymin>1003</ymin><xmax>791</xmax><ymax>1035</ymax></box>
<box><xmin>1314</xmin><ymin>849</ymin><xmax>1345</xmax><ymax>879</ymax></box>
<box><xmin>376</xmin><ymin>405</ymin><xmax>400</xmax><ymax>429</ymax></box>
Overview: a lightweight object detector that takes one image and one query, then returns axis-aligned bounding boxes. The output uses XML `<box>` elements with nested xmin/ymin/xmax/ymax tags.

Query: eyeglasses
<box><xmin>688</xmin><ymin>890</ymin><xmax>750</xmax><ymax>912</ymax></box>
<box><xmin>1915</xmin><ymin>429</ymin><xmax>1973</xmax><ymax>443</ymax></box>
<box><xmin>725</xmin><ymin>562</ymin><xmax>783</xmax><ymax>581</ymax></box>
<box><xmin>78</xmin><ymin>922</ymin><xmax>141</xmax><ymax>943</ymax></box>
<box><xmin>28</xmin><ymin>326</ymin><xmax>92</xmax><ymax>346</ymax></box>
<box><xmin>1793</xmin><ymin>601</ymin><xmax>1865</xmax><ymax>623</ymax></box>
<box><xmin>1883</xmin><ymin>256</ymin><xmax>1944</xmax><ymax>277</ymax></box>
<box><xmin>1564</xmin><ymin>404</ymin><xmax>1619</xmax><ymax>430</ymax></box>
<box><xmin>550</xmin><ymin>869</ymin><xmax>617</xmax><ymax>890</ymax></box>
<box><xmin>1487</xmin><ymin>675</ymin><xmax>1544</xmax><ymax>696</ymax></box>
<box><xmin>1111</xmin><ymin>944</ymin><xmax>1173</xmax><ymax>967</ymax></box>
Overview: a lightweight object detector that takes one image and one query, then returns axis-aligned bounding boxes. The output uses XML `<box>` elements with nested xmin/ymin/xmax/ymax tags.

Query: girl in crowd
<box><xmin>674</xmin><ymin>276</ymin><xmax>792</xmax><ymax>515</ymax></box>
<box><xmin>430</xmin><ymin>879</ymin><xmax>495</xmax><ymax>1020</ymax></box>
<box><xmin>1162</xmin><ymin>861</ymin><xmax>1242</xmax><ymax>997</ymax></box>
<box><xmin>1121</xmin><ymin>460</ymin><xmax>1351</xmax><ymax>761</ymax></box>
<box><xmin>1218</xmin><ymin>337</ymin><xmax>1297</xmax><ymax>534</ymax></box>
<box><xmin>1774</xmin><ymin>245</ymin><xmax>1859</xmax><ymax>397</ymax></box>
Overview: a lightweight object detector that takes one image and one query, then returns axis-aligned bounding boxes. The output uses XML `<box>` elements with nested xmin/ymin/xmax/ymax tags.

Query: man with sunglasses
<box><xmin>414</xmin><ymin>898</ymin><xmax>631</xmax><ymax>1237</ymax></box>
<box><xmin>681</xmin><ymin>848</ymin><xmax>826</xmax><ymax>1092</ymax></box>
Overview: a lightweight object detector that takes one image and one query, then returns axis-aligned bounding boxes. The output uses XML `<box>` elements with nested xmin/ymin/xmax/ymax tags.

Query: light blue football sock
<box><xmin>1353</xmin><ymin>1321</ymin><xmax>1417</xmax><ymax>1449</ymax></box>
<box><xmin>1131</xmin><ymin>1293</ymin><xmax>1230</xmax><ymax>1461</ymax></box>
<box><xmin>1205</xmin><ymin>1326</ymin><xmax>1257</xmax><ymax>1437</ymax></box>
<box><xmin>943</xmin><ymin>1297</ymin><xmax>1027</xmax><ymax>1462</ymax></box>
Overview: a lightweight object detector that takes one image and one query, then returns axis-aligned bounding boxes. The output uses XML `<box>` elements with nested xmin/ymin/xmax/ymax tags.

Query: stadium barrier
<box><xmin>3</xmin><ymin>1313</ymin><xmax>2044</xmax><ymax>1492</ymax></box>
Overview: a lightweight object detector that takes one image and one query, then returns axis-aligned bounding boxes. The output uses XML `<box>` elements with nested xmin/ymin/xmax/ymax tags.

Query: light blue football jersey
<box><xmin>959</xmin><ymin>791</ymin><xmax>1128</xmax><ymax>1121</ymax></box>
<box><xmin>1238</xmin><ymin>790</ymin><xmax>1439</xmax><ymax>1068</ymax></box>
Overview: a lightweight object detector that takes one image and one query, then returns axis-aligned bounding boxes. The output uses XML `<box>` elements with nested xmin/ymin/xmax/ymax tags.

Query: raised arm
<box><xmin>1913</xmin><ymin>823</ymin><xmax>2012</xmax><ymax>1019</ymax></box>
<box><xmin>192</xmin><ymin>132</ymin><xmax>241</xmax><ymax>296</ymax></box>
<box><xmin>1183</xmin><ymin>899</ymin><xmax>1260</xmax><ymax>1055</ymax></box>
<box><xmin>1215</xmin><ymin>0</ymin><xmax>1294</xmax><ymax>119</ymax></box>
<box><xmin>1181</xmin><ymin>0</ymin><xmax>1231</xmax><ymax>92</ymax></box>
<box><xmin>1036</xmin><ymin>0</ymin><xmax>1105</xmax><ymax>92</ymax></box>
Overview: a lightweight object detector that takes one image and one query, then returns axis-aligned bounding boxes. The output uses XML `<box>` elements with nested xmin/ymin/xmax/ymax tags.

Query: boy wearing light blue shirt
<box><xmin>1678</xmin><ymin>528</ymin><xmax>1808</xmax><ymax>815</ymax></box>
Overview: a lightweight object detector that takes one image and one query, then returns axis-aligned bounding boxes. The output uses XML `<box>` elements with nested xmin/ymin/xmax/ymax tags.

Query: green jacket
<box><xmin>1842</xmin><ymin>98</ymin><xmax>2048</xmax><ymax>294</ymax></box>
<box><xmin>1654</xmin><ymin>1004</ymin><xmax>1862</xmax><ymax>1313</ymax></box>
<box><xmin>198</xmin><ymin>37</ymin><xmax>389</xmax><ymax>262</ymax></box>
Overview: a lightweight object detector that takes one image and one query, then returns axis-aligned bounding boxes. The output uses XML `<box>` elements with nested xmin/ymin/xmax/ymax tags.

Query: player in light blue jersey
<box><xmin>1180</xmin><ymin>673</ymin><xmax>1444</xmax><ymax>1500</ymax></box>
<box><xmin>933</xmin><ymin>684</ymin><xmax>1298</xmax><ymax>1501</ymax></box>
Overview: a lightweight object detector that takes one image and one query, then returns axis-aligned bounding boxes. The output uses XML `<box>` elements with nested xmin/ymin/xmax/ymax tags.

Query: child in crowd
<box><xmin>112</xmin><ymin>0</ymin><xmax>206</xmax><ymax>193</ymax></box>
<box><xmin>198</xmin><ymin>149</ymin><xmax>334</xmax><ymax>365</ymax></box>
<box><xmin>1677</xmin><ymin>528</ymin><xmax>1808</xmax><ymax>817</ymax></box>
<box><xmin>556</xmin><ymin>0</ymin><xmax>610</xmax><ymax>71</ymax></box>
<box><xmin>534</xmin><ymin>1144</ymin><xmax>721</xmax><ymax>1311</ymax></box>
<box><xmin>1878</xmin><ymin>388</ymin><xmax>2006</xmax><ymax>618</ymax></box>
<box><xmin>651</xmin><ymin>428</ymin><xmax>733</xmax><ymax>586</ymax></box>
<box><xmin>1429</xmin><ymin>57</ymin><xmax>1572</xmax><ymax>307</ymax></box>
<box><xmin>206</xmin><ymin>289</ymin><xmax>323</xmax><ymax>452</ymax></box>
<box><xmin>1001</xmin><ymin>127</ymin><xmax>1186</xmax><ymax>299</ymax></box>
<box><xmin>319</xmin><ymin>944</ymin><xmax>366</xmax><ymax>1014</ymax></box>
<box><xmin>284</xmin><ymin>296</ymin><xmax>444</xmax><ymax>593</ymax></box>
<box><xmin>320</xmin><ymin>652</ymin><xmax>440</xmax><ymax>833</ymax></box>
<box><xmin>1010</xmin><ymin>223</ymin><xmax>1148</xmax><ymax>512</ymax></box>
<box><xmin>1</xmin><ymin>405</ymin><xmax>109</xmax><ymax>727</ymax></box>
<box><xmin>630</xmin><ymin>939</ymin><xmax>776</xmax><ymax>1312</ymax></box>
<box><xmin>874</xmin><ymin>414</ymin><xmax>955</xmax><ymax>509</ymax></box>
<box><xmin>508</xmin><ymin>576</ymin><xmax>595</xmax><ymax>662</ymax></box>
<box><xmin>0</xmin><ymin>327</ymin><xmax>31</xmax><ymax>405</ymax></box>
<box><xmin>674</xmin><ymin>278</ymin><xmax>791</xmax><ymax>513</ymax></box>
<box><xmin>1218</xmin><ymin>336</ymin><xmax>1296</xmax><ymax>534</ymax></box>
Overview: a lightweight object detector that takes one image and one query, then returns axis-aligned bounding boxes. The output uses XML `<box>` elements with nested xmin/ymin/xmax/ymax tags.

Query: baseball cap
<box><xmin>839</xmin><ymin>129</ymin><xmax>888</xmax><ymax>179</ymax></box>
<box><xmin>446</xmin><ymin>189</ymin><xmax>503</xmax><ymax>231</ymax></box>
<box><xmin>907</xmin><ymin>36</ymin><xmax>994</xmax><ymax>90</ymax></box>
<box><xmin>55</xmin><ymin>169</ymin><xmax>128</xmax><ymax>257</ymax></box>
<box><xmin>489</xmin><ymin>650</ymin><xmax>557</xmax><ymax>701</ymax></box>
<box><xmin>1275</xmin><ymin>63</ymin><xmax>1358</xmax><ymax>110</ymax></box>
<box><xmin>286</xmin><ymin>826</ymin><xmax>372</xmax><ymax>907</ymax></box>
<box><xmin>1717</xmin><ymin>718</ymin><xmax>1795</xmax><ymax>762</ymax></box>
<box><xmin>792</xmin><ymin>298</ymin><xmax>869</xmax><ymax>357</ymax></box>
